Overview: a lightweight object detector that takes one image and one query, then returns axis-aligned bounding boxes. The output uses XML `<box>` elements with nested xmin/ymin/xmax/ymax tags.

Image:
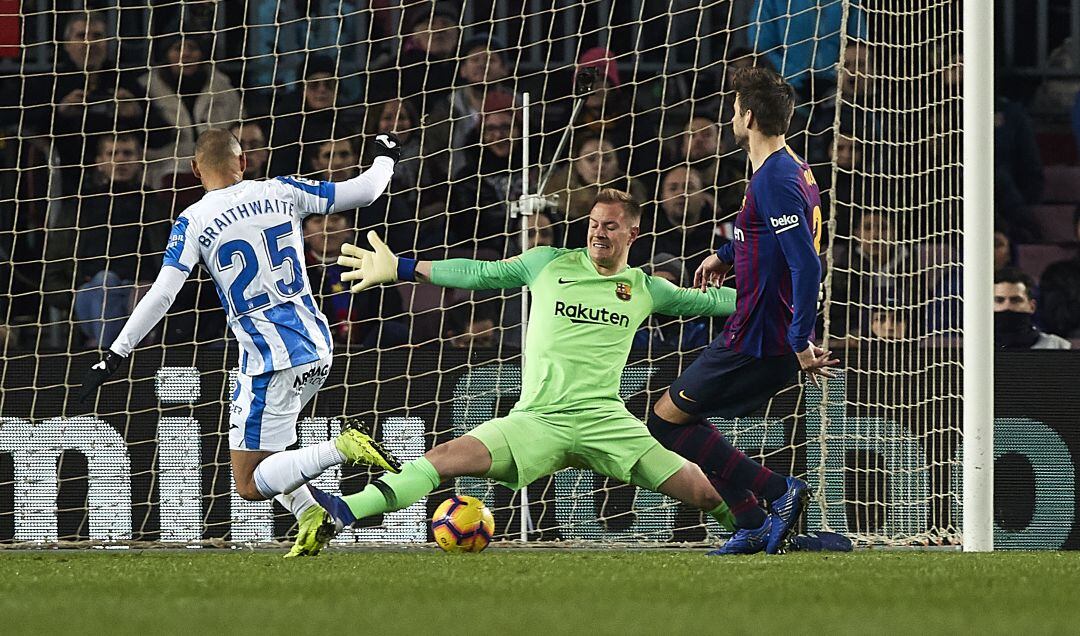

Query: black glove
<box><xmin>372</xmin><ymin>132</ymin><xmax>401</xmax><ymax>163</ymax></box>
<box><xmin>79</xmin><ymin>350</ymin><xmax>125</xmax><ymax>403</ymax></box>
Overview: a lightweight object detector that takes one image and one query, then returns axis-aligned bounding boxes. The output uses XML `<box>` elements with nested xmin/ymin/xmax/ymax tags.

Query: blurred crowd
<box><xmin>2</xmin><ymin>1</ymin><xmax>1065</xmax><ymax>356</ymax></box>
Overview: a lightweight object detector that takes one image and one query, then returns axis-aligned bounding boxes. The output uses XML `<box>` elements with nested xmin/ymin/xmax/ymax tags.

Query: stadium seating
<box><xmin>1041</xmin><ymin>165</ymin><xmax>1080</xmax><ymax>203</ymax></box>
<box><xmin>1016</xmin><ymin>243</ymin><xmax>1078</xmax><ymax>282</ymax></box>
<box><xmin>1026</xmin><ymin>204</ymin><xmax>1077</xmax><ymax>242</ymax></box>
<box><xmin>1035</xmin><ymin>130</ymin><xmax>1077</xmax><ymax>167</ymax></box>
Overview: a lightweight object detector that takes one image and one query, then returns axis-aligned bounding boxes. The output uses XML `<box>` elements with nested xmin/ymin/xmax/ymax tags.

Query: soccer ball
<box><xmin>431</xmin><ymin>495</ymin><xmax>495</xmax><ymax>553</ymax></box>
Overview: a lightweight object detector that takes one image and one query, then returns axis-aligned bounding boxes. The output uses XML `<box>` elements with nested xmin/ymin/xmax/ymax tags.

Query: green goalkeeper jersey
<box><xmin>429</xmin><ymin>247</ymin><xmax>736</xmax><ymax>414</ymax></box>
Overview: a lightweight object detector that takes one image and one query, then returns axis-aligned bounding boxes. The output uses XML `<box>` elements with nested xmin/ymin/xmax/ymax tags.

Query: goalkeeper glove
<box><xmin>371</xmin><ymin>132</ymin><xmax>401</xmax><ymax>163</ymax></box>
<box><xmin>79</xmin><ymin>350</ymin><xmax>125</xmax><ymax>403</ymax></box>
<box><xmin>338</xmin><ymin>231</ymin><xmax>416</xmax><ymax>292</ymax></box>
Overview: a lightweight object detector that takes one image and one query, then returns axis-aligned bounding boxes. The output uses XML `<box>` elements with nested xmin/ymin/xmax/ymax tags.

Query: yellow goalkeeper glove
<box><xmin>338</xmin><ymin>231</ymin><xmax>399</xmax><ymax>293</ymax></box>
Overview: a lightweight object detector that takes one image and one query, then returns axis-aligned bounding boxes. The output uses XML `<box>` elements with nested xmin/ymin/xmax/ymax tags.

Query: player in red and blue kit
<box><xmin>646</xmin><ymin>67</ymin><xmax>839</xmax><ymax>555</ymax></box>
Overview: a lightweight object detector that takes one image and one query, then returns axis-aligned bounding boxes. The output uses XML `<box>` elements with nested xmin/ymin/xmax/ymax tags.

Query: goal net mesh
<box><xmin>0</xmin><ymin>0</ymin><xmax>961</xmax><ymax>546</ymax></box>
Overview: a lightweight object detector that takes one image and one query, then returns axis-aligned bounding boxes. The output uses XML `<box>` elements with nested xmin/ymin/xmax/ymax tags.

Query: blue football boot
<box><xmin>706</xmin><ymin>516</ymin><xmax>771</xmax><ymax>555</ymax></box>
<box><xmin>766</xmin><ymin>476</ymin><xmax>809</xmax><ymax>554</ymax></box>
<box><xmin>788</xmin><ymin>531</ymin><xmax>853</xmax><ymax>552</ymax></box>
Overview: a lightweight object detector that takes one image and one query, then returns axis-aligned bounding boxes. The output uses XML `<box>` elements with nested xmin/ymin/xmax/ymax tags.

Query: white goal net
<box><xmin>0</xmin><ymin>0</ymin><xmax>961</xmax><ymax>547</ymax></box>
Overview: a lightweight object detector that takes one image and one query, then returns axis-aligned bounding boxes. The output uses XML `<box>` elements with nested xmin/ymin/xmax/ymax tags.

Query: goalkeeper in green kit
<box><xmin>290</xmin><ymin>189</ymin><xmax>738</xmax><ymax>556</ymax></box>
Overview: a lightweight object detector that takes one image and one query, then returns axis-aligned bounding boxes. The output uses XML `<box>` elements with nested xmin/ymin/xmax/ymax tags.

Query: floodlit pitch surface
<box><xmin>2</xmin><ymin>550</ymin><xmax>1078</xmax><ymax>634</ymax></box>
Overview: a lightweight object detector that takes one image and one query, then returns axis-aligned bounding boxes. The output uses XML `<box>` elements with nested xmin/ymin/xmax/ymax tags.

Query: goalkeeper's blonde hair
<box><xmin>593</xmin><ymin>188</ymin><xmax>641</xmax><ymax>222</ymax></box>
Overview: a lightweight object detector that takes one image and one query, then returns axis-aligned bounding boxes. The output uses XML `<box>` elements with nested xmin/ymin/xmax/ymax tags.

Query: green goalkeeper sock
<box><xmin>708</xmin><ymin>501</ymin><xmax>736</xmax><ymax>532</ymax></box>
<box><xmin>343</xmin><ymin>457</ymin><xmax>441</xmax><ymax>520</ymax></box>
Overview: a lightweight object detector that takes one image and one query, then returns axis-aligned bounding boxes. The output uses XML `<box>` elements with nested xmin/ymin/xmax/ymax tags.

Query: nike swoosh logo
<box><xmin>678</xmin><ymin>389</ymin><xmax>697</xmax><ymax>403</ymax></box>
<box><xmin>377</xmin><ymin>135</ymin><xmax>397</xmax><ymax>148</ymax></box>
<box><xmin>558</xmin><ymin>278</ymin><xmax>576</xmax><ymax>284</ymax></box>
<box><xmin>229</xmin><ymin>424</ymin><xmax>239</xmax><ymax>430</ymax></box>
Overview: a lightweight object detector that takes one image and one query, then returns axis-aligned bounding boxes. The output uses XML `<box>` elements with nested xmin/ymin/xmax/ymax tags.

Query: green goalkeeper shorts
<box><xmin>465</xmin><ymin>407</ymin><xmax>686</xmax><ymax>491</ymax></box>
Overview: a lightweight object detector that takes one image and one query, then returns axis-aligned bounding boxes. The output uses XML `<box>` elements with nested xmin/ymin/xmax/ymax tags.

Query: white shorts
<box><xmin>229</xmin><ymin>356</ymin><xmax>332</xmax><ymax>451</ymax></box>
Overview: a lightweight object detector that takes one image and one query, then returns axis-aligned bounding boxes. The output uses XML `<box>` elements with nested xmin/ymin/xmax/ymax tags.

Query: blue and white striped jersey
<box><xmin>162</xmin><ymin>177</ymin><xmax>337</xmax><ymax>375</ymax></box>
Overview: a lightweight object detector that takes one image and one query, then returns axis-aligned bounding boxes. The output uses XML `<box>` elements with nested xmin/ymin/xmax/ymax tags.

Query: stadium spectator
<box><xmin>995</xmin><ymin>95</ymin><xmax>1044</xmax><ymax>242</ymax></box>
<box><xmin>673</xmin><ymin>114</ymin><xmax>747</xmax><ymax>216</ymax></box>
<box><xmin>631</xmin><ymin>166</ymin><xmax>722</xmax><ymax>274</ymax></box>
<box><xmin>1037</xmin><ymin>258</ymin><xmax>1080</xmax><ymax>341</ymax></box>
<box><xmin>422</xmin><ymin>34</ymin><xmax>517</xmax><ymax>182</ymax></box>
<box><xmin>632</xmin><ymin>253</ymin><xmax>710</xmax><ymax>351</ymax></box>
<box><xmin>361</xmin><ymin>98</ymin><xmax>438</xmax><ymax>250</ymax></box>
<box><xmin>798</xmin><ymin>41</ymin><xmax>877</xmax><ymax>168</ymax></box>
<box><xmin>243</xmin><ymin>1</ymin><xmax>365</xmax><ymax>105</ymax></box>
<box><xmin>304</xmin><ymin>212</ymin><xmax>407</xmax><ymax>348</ymax></box>
<box><xmin>994</xmin><ymin>267</ymin><xmax>1071</xmax><ymax>349</ymax></box>
<box><xmin>447</xmin><ymin>90</ymin><xmax>525</xmax><ymax>256</ymax></box>
<box><xmin>747</xmin><ymin>0</ymin><xmax>867</xmax><ymax>97</ymax></box>
<box><xmin>869</xmin><ymin>305</ymin><xmax>908</xmax><ymax>341</ymax></box>
<box><xmin>364</xmin><ymin>99</ymin><xmax>423</xmax><ymax>202</ymax></box>
<box><xmin>994</xmin><ymin>230</ymin><xmax>1015</xmax><ymax>272</ymax></box>
<box><xmin>834</xmin><ymin>130</ymin><xmax>858</xmax><ymax>172</ymax></box>
<box><xmin>443</xmin><ymin>297</ymin><xmax>499</xmax><ymax>350</ymax></box>
<box><xmin>305</xmin><ymin>138</ymin><xmax>360</xmax><ymax>183</ymax></box>
<box><xmin>46</xmin><ymin>134</ymin><xmax>169</xmax><ymax>347</ymax></box>
<box><xmin>23</xmin><ymin>13</ymin><xmax>168</xmax><ymax>195</ymax></box>
<box><xmin>268</xmin><ymin>55</ymin><xmax>364</xmax><ymax>177</ymax></box>
<box><xmin>141</xmin><ymin>36</ymin><xmax>244</xmax><ymax>187</ymax></box>
<box><xmin>569</xmin><ymin>47</ymin><xmax>662</xmax><ymax>182</ymax></box>
<box><xmin>828</xmin><ymin>210</ymin><xmax>915</xmax><ymax>342</ymax></box>
<box><xmin>231</xmin><ymin>121</ymin><xmax>270</xmax><ymax>181</ymax></box>
<box><xmin>391</xmin><ymin>5</ymin><xmax>462</xmax><ymax>111</ymax></box>
<box><xmin>303</xmin><ymin>135</ymin><xmax>412</xmax><ymax>248</ymax></box>
<box><xmin>542</xmin><ymin>134</ymin><xmax>648</xmax><ymax>247</ymax></box>
<box><xmin>821</xmin><ymin>123</ymin><xmax>864</xmax><ymax>239</ymax></box>
<box><xmin>528</xmin><ymin>211</ymin><xmax>558</xmax><ymax>249</ymax></box>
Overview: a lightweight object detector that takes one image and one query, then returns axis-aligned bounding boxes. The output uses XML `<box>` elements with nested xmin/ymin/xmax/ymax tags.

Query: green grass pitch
<box><xmin>2</xmin><ymin>549</ymin><xmax>1079</xmax><ymax>634</ymax></box>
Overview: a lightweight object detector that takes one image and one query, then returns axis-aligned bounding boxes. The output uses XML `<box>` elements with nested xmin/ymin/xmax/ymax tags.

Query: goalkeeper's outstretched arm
<box><xmin>338</xmin><ymin>231</ymin><xmax>563</xmax><ymax>293</ymax></box>
<box><xmin>645</xmin><ymin>274</ymin><xmax>737</xmax><ymax>318</ymax></box>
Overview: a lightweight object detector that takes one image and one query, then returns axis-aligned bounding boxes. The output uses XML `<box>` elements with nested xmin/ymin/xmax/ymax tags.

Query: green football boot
<box><xmin>284</xmin><ymin>504</ymin><xmax>338</xmax><ymax>558</ymax></box>
<box><xmin>334</xmin><ymin>419</ymin><xmax>402</xmax><ymax>473</ymax></box>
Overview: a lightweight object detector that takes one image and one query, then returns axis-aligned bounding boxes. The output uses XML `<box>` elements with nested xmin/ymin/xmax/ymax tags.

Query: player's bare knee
<box><xmin>424</xmin><ymin>436</ymin><xmax>491</xmax><ymax>480</ymax></box>
<box><xmin>654</xmin><ymin>391</ymin><xmax>692</xmax><ymax>425</ymax></box>
<box><xmin>234</xmin><ymin>481</ymin><xmax>265</xmax><ymax>501</ymax></box>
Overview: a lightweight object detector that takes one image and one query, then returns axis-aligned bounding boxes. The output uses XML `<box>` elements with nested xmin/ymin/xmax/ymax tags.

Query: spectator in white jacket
<box><xmin>141</xmin><ymin>36</ymin><xmax>244</xmax><ymax>187</ymax></box>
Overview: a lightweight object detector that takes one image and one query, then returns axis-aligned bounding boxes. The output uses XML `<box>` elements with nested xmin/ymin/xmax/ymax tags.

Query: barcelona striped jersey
<box><xmin>716</xmin><ymin>146</ymin><xmax>822</xmax><ymax>357</ymax></box>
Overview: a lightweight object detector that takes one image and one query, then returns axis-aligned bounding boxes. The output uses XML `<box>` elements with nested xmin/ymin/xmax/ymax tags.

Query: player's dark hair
<box><xmin>62</xmin><ymin>11</ymin><xmax>107</xmax><ymax>40</ymax></box>
<box><xmin>732</xmin><ymin>66</ymin><xmax>795</xmax><ymax>137</ymax></box>
<box><xmin>593</xmin><ymin>188</ymin><xmax>641</xmax><ymax>223</ymax></box>
<box><xmin>445</xmin><ymin>294</ymin><xmax>498</xmax><ymax>338</ymax></box>
<box><xmin>995</xmin><ymin>266</ymin><xmax>1036</xmax><ymax>293</ymax></box>
<box><xmin>1039</xmin><ymin>259</ymin><xmax>1080</xmax><ymax>335</ymax></box>
<box><xmin>572</xmin><ymin>132</ymin><xmax>609</xmax><ymax>156</ymax></box>
<box><xmin>95</xmin><ymin>131</ymin><xmax>142</xmax><ymax>154</ymax></box>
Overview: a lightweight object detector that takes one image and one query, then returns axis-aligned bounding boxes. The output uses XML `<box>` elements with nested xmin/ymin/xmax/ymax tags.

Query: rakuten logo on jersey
<box><xmin>770</xmin><ymin>214</ymin><xmax>801</xmax><ymax>233</ymax></box>
<box><xmin>554</xmin><ymin>301</ymin><xmax>630</xmax><ymax>328</ymax></box>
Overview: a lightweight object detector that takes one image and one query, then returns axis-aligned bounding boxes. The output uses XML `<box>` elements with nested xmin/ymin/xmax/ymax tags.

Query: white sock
<box><xmin>253</xmin><ymin>440</ymin><xmax>345</xmax><ymax>498</ymax></box>
<box><xmin>274</xmin><ymin>484</ymin><xmax>318</xmax><ymax>519</ymax></box>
